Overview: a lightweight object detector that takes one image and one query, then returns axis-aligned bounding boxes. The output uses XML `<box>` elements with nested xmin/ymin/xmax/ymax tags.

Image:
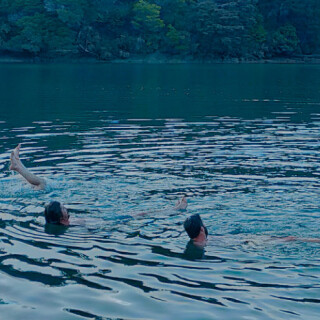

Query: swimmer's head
<box><xmin>44</xmin><ymin>201</ymin><xmax>70</xmax><ymax>226</ymax></box>
<box><xmin>184</xmin><ymin>214</ymin><xmax>208</xmax><ymax>240</ymax></box>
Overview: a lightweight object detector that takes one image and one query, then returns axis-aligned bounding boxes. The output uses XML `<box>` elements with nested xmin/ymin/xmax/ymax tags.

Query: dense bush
<box><xmin>0</xmin><ymin>0</ymin><xmax>318</xmax><ymax>60</ymax></box>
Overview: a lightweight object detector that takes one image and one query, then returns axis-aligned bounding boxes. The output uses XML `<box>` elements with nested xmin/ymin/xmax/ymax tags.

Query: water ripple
<box><xmin>1</xmin><ymin>83</ymin><xmax>320</xmax><ymax>318</ymax></box>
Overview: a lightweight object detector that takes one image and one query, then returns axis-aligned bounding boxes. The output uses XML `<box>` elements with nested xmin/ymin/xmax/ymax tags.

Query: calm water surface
<box><xmin>0</xmin><ymin>64</ymin><xmax>320</xmax><ymax>319</ymax></box>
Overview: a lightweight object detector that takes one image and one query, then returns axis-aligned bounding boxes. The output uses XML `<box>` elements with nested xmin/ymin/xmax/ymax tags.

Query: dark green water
<box><xmin>0</xmin><ymin>64</ymin><xmax>320</xmax><ymax>319</ymax></box>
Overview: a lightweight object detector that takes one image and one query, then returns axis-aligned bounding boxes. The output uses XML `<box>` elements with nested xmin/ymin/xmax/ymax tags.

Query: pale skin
<box><xmin>279</xmin><ymin>236</ymin><xmax>320</xmax><ymax>243</ymax></box>
<box><xmin>191</xmin><ymin>229</ymin><xmax>320</xmax><ymax>249</ymax></box>
<box><xmin>192</xmin><ymin>226</ymin><xmax>207</xmax><ymax>247</ymax></box>
<box><xmin>133</xmin><ymin>196</ymin><xmax>188</xmax><ymax>217</ymax></box>
<box><xmin>59</xmin><ymin>204</ymin><xmax>70</xmax><ymax>226</ymax></box>
<box><xmin>8</xmin><ymin>146</ymin><xmax>320</xmax><ymax>241</ymax></box>
<box><xmin>175</xmin><ymin>196</ymin><xmax>187</xmax><ymax>210</ymax></box>
<box><xmin>10</xmin><ymin>144</ymin><xmax>46</xmax><ymax>190</ymax></box>
<box><xmin>9</xmin><ymin>144</ymin><xmax>190</xmax><ymax>206</ymax></box>
<box><xmin>9</xmin><ymin>144</ymin><xmax>187</xmax><ymax>225</ymax></box>
<box><xmin>193</xmin><ymin>228</ymin><xmax>320</xmax><ymax>247</ymax></box>
<box><xmin>9</xmin><ymin>144</ymin><xmax>320</xmax><ymax>241</ymax></box>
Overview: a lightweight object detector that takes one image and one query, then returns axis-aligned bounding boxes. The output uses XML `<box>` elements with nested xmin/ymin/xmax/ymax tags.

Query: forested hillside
<box><xmin>0</xmin><ymin>0</ymin><xmax>319</xmax><ymax>61</ymax></box>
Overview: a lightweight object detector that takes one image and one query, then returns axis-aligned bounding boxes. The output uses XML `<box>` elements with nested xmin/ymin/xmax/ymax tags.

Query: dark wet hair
<box><xmin>184</xmin><ymin>214</ymin><xmax>208</xmax><ymax>239</ymax></box>
<box><xmin>44</xmin><ymin>201</ymin><xmax>63</xmax><ymax>225</ymax></box>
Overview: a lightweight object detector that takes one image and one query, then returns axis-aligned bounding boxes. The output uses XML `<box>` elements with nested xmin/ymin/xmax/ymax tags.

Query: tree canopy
<box><xmin>0</xmin><ymin>0</ymin><xmax>319</xmax><ymax>60</ymax></box>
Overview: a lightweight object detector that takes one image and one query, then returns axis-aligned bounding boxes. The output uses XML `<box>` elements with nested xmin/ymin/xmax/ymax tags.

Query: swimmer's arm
<box><xmin>134</xmin><ymin>196</ymin><xmax>188</xmax><ymax>217</ymax></box>
<box><xmin>10</xmin><ymin>144</ymin><xmax>46</xmax><ymax>190</ymax></box>
<box><xmin>298</xmin><ymin>237</ymin><xmax>320</xmax><ymax>243</ymax></box>
<box><xmin>278</xmin><ymin>236</ymin><xmax>320</xmax><ymax>243</ymax></box>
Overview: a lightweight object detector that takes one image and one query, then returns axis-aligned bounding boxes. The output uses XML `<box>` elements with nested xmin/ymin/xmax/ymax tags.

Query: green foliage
<box><xmin>0</xmin><ymin>21</ymin><xmax>10</xmax><ymax>48</ymax></box>
<box><xmin>193</xmin><ymin>1</ymin><xmax>218</xmax><ymax>56</ymax></box>
<box><xmin>0</xmin><ymin>0</ymin><xmax>318</xmax><ymax>60</ymax></box>
<box><xmin>132</xmin><ymin>0</ymin><xmax>164</xmax><ymax>34</ymax></box>
<box><xmin>132</xmin><ymin>0</ymin><xmax>164</xmax><ymax>52</ymax></box>
<box><xmin>55</xmin><ymin>0</ymin><xmax>89</xmax><ymax>28</ymax></box>
<box><xmin>247</xmin><ymin>14</ymin><xmax>267</xmax><ymax>58</ymax></box>
<box><xmin>96</xmin><ymin>3</ymin><xmax>131</xmax><ymax>37</ymax></box>
<box><xmin>258</xmin><ymin>0</ymin><xmax>320</xmax><ymax>54</ymax></box>
<box><xmin>272</xmin><ymin>24</ymin><xmax>299</xmax><ymax>56</ymax></box>
<box><xmin>193</xmin><ymin>0</ymin><xmax>260</xmax><ymax>58</ymax></box>
<box><xmin>5</xmin><ymin>13</ymin><xmax>74</xmax><ymax>54</ymax></box>
<box><xmin>251</xmin><ymin>21</ymin><xmax>267</xmax><ymax>44</ymax></box>
<box><xmin>165</xmin><ymin>24</ymin><xmax>190</xmax><ymax>54</ymax></box>
<box><xmin>158</xmin><ymin>0</ymin><xmax>192</xmax><ymax>31</ymax></box>
<box><xmin>0</xmin><ymin>0</ymin><xmax>43</xmax><ymax>15</ymax></box>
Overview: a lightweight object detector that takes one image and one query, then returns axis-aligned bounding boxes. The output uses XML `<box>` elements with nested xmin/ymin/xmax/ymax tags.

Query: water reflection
<box><xmin>44</xmin><ymin>223</ymin><xmax>68</xmax><ymax>236</ymax></box>
<box><xmin>0</xmin><ymin>64</ymin><xmax>320</xmax><ymax>319</ymax></box>
<box><xmin>184</xmin><ymin>240</ymin><xmax>206</xmax><ymax>260</ymax></box>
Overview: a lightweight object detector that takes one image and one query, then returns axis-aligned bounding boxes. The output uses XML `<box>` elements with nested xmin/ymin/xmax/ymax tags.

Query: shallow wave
<box><xmin>1</xmin><ymin>104</ymin><xmax>320</xmax><ymax>318</ymax></box>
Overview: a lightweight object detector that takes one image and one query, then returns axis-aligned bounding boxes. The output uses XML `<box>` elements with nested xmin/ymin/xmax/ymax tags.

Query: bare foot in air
<box><xmin>10</xmin><ymin>144</ymin><xmax>21</xmax><ymax>171</ymax></box>
<box><xmin>175</xmin><ymin>196</ymin><xmax>187</xmax><ymax>210</ymax></box>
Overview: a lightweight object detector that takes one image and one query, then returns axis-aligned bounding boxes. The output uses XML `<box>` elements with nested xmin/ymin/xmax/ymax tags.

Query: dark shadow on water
<box><xmin>184</xmin><ymin>240</ymin><xmax>205</xmax><ymax>260</ymax></box>
<box><xmin>66</xmin><ymin>309</ymin><xmax>102</xmax><ymax>319</ymax></box>
<box><xmin>44</xmin><ymin>223</ymin><xmax>68</xmax><ymax>236</ymax></box>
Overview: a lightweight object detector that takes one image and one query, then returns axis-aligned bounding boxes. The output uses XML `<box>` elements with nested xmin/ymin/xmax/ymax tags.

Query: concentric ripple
<box><xmin>0</xmin><ymin>64</ymin><xmax>320</xmax><ymax>319</ymax></box>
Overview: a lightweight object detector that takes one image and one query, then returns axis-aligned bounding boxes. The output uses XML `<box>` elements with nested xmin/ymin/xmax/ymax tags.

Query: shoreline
<box><xmin>1</xmin><ymin>54</ymin><xmax>320</xmax><ymax>64</ymax></box>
